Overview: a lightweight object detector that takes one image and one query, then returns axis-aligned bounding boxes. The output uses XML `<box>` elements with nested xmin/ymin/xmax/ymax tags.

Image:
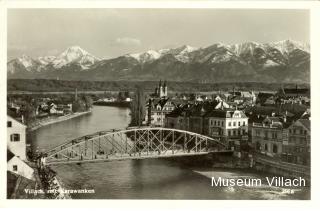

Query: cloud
<box><xmin>115</xmin><ymin>37</ymin><xmax>141</xmax><ymax>46</ymax></box>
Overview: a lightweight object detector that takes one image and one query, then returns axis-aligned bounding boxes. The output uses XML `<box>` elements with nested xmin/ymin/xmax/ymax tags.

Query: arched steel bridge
<box><xmin>44</xmin><ymin>127</ymin><xmax>229</xmax><ymax>165</ymax></box>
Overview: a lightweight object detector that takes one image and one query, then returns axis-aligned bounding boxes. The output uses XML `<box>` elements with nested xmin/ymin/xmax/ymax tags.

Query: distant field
<box><xmin>7</xmin><ymin>79</ymin><xmax>309</xmax><ymax>94</ymax></box>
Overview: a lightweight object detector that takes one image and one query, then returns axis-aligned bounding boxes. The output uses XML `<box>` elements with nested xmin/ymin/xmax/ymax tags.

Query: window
<box><xmin>242</xmin><ymin>129</ymin><xmax>246</xmax><ymax>135</ymax></box>
<box><xmin>228</xmin><ymin>122</ymin><xmax>231</xmax><ymax>127</ymax></box>
<box><xmin>264</xmin><ymin>131</ymin><xmax>268</xmax><ymax>138</ymax></box>
<box><xmin>243</xmin><ymin>121</ymin><xmax>245</xmax><ymax>126</ymax></box>
<box><xmin>210</xmin><ymin>120</ymin><xmax>213</xmax><ymax>125</ymax></box>
<box><xmin>221</xmin><ymin>122</ymin><xmax>224</xmax><ymax>127</ymax></box>
<box><xmin>256</xmin><ymin>130</ymin><xmax>260</xmax><ymax>136</ymax></box>
<box><xmin>238</xmin><ymin>130</ymin><xmax>241</xmax><ymax>135</ymax></box>
<box><xmin>214</xmin><ymin>121</ymin><xmax>216</xmax><ymax>126</ymax></box>
<box><xmin>7</xmin><ymin>121</ymin><xmax>12</xmax><ymax>127</ymax></box>
<box><xmin>228</xmin><ymin>130</ymin><xmax>231</xmax><ymax>136</ymax></box>
<box><xmin>300</xmin><ymin>138</ymin><xmax>304</xmax><ymax>144</ymax></box>
<box><xmin>13</xmin><ymin>165</ymin><xmax>18</xmax><ymax>171</ymax></box>
<box><xmin>218</xmin><ymin>121</ymin><xmax>220</xmax><ymax>126</ymax></box>
<box><xmin>265</xmin><ymin>144</ymin><xmax>268</xmax><ymax>151</ymax></box>
<box><xmin>238</xmin><ymin>122</ymin><xmax>240</xmax><ymax>126</ymax></box>
<box><xmin>10</xmin><ymin>134</ymin><xmax>20</xmax><ymax>142</ymax></box>
<box><xmin>233</xmin><ymin>122</ymin><xmax>236</xmax><ymax>126</ymax></box>
<box><xmin>256</xmin><ymin>142</ymin><xmax>261</xmax><ymax>151</ymax></box>
<box><xmin>273</xmin><ymin>144</ymin><xmax>278</xmax><ymax>153</ymax></box>
<box><xmin>233</xmin><ymin>130</ymin><xmax>236</xmax><ymax>135</ymax></box>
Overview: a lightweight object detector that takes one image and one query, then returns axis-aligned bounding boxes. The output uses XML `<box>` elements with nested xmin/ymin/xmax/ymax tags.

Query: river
<box><xmin>29</xmin><ymin>106</ymin><xmax>310</xmax><ymax>199</ymax></box>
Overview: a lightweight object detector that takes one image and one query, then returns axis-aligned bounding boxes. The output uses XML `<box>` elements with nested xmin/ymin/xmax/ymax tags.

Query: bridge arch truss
<box><xmin>44</xmin><ymin>127</ymin><xmax>226</xmax><ymax>165</ymax></box>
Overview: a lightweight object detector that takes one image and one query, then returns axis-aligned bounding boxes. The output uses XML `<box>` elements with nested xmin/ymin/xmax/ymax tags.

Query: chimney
<box><xmin>21</xmin><ymin>115</ymin><xmax>24</xmax><ymax>124</ymax></box>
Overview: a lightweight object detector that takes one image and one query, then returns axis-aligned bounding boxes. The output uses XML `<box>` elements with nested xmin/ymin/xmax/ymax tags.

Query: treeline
<box><xmin>8</xmin><ymin>79</ymin><xmax>310</xmax><ymax>93</ymax></box>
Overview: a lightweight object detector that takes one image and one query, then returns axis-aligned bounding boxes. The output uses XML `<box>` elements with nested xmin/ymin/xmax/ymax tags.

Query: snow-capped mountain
<box><xmin>8</xmin><ymin>40</ymin><xmax>310</xmax><ymax>83</ymax></box>
<box><xmin>126</xmin><ymin>45</ymin><xmax>198</xmax><ymax>63</ymax></box>
<box><xmin>51</xmin><ymin>46</ymin><xmax>100</xmax><ymax>69</ymax></box>
<box><xmin>8</xmin><ymin>46</ymin><xmax>100</xmax><ymax>75</ymax></box>
<box><xmin>128</xmin><ymin>50</ymin><xmax>164</xmax><ymax>63</ymax></box>
<box><xmin>269</xmin><ymin>39</ymin><xmax>310</xmax><ymax>54</ymax></box>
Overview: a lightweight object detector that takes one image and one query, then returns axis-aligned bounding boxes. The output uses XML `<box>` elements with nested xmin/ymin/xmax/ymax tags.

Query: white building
<box><xmin>7</xmin><ymin>150</ymin><xmax>35</xmax><ymax>181</ymax></box>
<box><xmin>7</xmin><ymin>115</ymin><xmax>27</xmax><ymax>160</ymax></box>
<box><xmin>146</xmin><ymin>99</ymin><xmax>175</xmax><ymax>126</ymax></box>
<box><xmin>207</xmin><ymin>109</ymin><xmax>248</xmax><ymax>137</ymax></box>
<box><xmin>206</xmin><ymin>109</ymin><xmax>248</xmax><ymax>148</ymax></box>
<box><xmin>7</xmin><ymin>116</ymin><xmax>35</xmax><ymax>180</ymax></box>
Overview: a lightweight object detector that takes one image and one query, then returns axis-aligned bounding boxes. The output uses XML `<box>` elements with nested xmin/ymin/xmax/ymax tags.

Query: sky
<box><xmin>7</xmin><ymin>9</ymin><xmax>310</xmax><ymax>60</ymax></box>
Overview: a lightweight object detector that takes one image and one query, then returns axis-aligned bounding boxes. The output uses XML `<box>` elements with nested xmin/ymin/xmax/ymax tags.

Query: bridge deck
<box><xmin>46</xmin><ymin>150</ymin><xmax>232</xmax><ymax>165</ymax></box>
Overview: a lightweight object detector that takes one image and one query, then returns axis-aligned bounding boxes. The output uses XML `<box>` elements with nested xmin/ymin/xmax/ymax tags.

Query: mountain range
<box><xmin>7</xmin><ymin>40</ymin><xmax>310</xmax><ymax>83</ymax></box>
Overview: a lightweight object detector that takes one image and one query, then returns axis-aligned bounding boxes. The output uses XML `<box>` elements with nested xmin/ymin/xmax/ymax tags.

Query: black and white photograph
<box><xmin>5</xmin><ymin>7</ymin><xmax>311</xmax><ymax>200</ymax></box>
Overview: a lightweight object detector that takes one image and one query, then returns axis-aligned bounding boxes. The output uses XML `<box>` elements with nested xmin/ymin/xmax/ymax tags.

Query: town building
<box><xmin>250</xmin><ymin>117</ymin><xmax>287</xmax><ymax>158</ymax></box>
<box><xmin>165</xmin><ymin>101</ymin><xmax>248</xmax><ymax>149</ymax></box>
<box><xmin>7</xmin><ymin>150</ymin><xmax>35</xmax><ymax>181</ymax></box>
<box><xmin>205</xmin><ymin>109</ymin><xmax>248</xmax><ymax>148</ymax></box>
<box><xmin>7</xmin><ymin>115</ymin><xmax>35</xmax><ymax>181</ymax></box>
<box><xmin>7</xmin><ymin>115</ymin><xmax>27</xmax><ymax>160</ymax></box>
<box><xmin>278</xmin><ymin>85</ymin><xmax>310</xmax><ymax>99</ymax></box>
<box><xmin>282</xmin><ymin>119</ymin><xmax>310</xmax><ymax>165</ymax></box>
<box><xmin>146</xmin><ymin>98</ymin><xmax>175</xmax><ymax>126</ymax></box>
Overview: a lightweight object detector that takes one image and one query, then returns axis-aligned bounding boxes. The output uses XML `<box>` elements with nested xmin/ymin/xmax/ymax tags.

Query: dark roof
<box><xmin>205</xmin><ymin>109</ymin><xmax>246</xmax><ymax>118</ymax></box>
<box><xmin>297</xmin><ymin>119</ymin><xmax>310</xmax><ymax>131</ymax></box>
<box><xmin>257</xmin><ymin>92</ymin><xmax>275</xmax><ymax>104</ymax></box>
<box><xmin>284</xmin><ymin>88</ymin><xmax>309</xmax><ymax>95</ymax></box>
<box><xmin>264</xmin><ymin>116</ymin><xmax>281</xmax><ymax>122</ymax></box>
<box><xmin>166</xmin><ymin>101</ymin><xmax>220</xmax><ymax>118</ymax></box>
<box><xmin>247</xmin><ymin>113</ymin><xmax>265</xmax><ymax>124</ymax></box>
<box><xmin>166</xmin><ymin>106</ymin><xmax>185</xmax><ymax>117</ymax></box>
<box><xmin>279</xmin><ymin>103</ymin><xmax>308</xmax><ymax>114</ymax></box>
<box><xmin>257</xmin><ymin>92</ymin><xmax>274</xmax><ymax>98</ymax></box>
<box><xmin>245</xmin><ymin>106</ymin><xmax>277</xmax><ymax>116</ymax></box>
<box><xmin>7</xmin><ymin>150</ymin><xmax>15</xmax><ymax>162</ymax></box>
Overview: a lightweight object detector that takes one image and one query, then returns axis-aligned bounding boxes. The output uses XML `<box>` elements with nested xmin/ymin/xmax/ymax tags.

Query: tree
<box><xmin>118</xmin><ymin>91</ymin><xmax>126</xmax><ymax>101</ymax></box>
<box><xmin>21</xmin><ymin>102</ymin><xmax>36</xmax><ymax>126</ymax></box>
<box><xmin>83</xmin><ymin>96</ymin><xmax>93</xmax><ymax>110</ymax></box>
<box><xmin>131</xmin><ymin>86</ymin><xmax>146</xmax><ymax>126</ymax></box>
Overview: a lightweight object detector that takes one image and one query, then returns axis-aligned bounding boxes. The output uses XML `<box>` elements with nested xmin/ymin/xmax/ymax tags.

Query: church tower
<box><xmin>158</xmin><ymin>80</ymin><xmax>168</xmax><ymax>98</ymax></box>
<box><xmin>159</xmin><ymin>80</ymin><xmax>163</xmax><ymax>97</ymax></box>
<box><xmin>163</xmin><ymin>80</ymin><xmax>168</xmax><ymax>98</ymax></box>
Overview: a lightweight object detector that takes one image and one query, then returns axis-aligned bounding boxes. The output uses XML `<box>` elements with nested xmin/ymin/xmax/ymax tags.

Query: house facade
<box><xmin>251</xmin><ymin>121</ymin><xmax>287</xmax><ymax>158</ymax></box>
<box><xmin>7</xmin><ymin>116</ymin><xmax>35</xmax><ymax>181</ymax></box>
<box><xmin>7</xmin><ymin>115</ymin><xmax>27</xmax><ymax>160</ymax></box>
<box><xmin>206</xmin><ymin>109</ymin><xmax>248</xmax><ymax>148</ymax></box>
<box><xmin>282</xmin><ymin>119</ymin><xmax>310</xmax><ymax>165</ymax></box>
<box><xmin>146</xmin><ymin>99</ymin><xmax>175</xmax><ymax>127</ymax></box>
<box><xmin>7</xmin><ymin>150</ymin><xmax>35</xmax><ymax>181</ymax></box>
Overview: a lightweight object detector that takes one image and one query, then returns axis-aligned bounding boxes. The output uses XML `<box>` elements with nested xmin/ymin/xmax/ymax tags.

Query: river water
<box><xmin>29</xmin><ymin>106</ymin><xmax>310</xmax><ymax>199</ymax></box>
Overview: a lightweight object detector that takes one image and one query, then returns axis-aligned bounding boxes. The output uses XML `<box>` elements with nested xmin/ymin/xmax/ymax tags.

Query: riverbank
<box><xmin>93</xmin><ymin>101</ymin><xmax>130</xmax><ymax>108</ymax></box>
<box><xmin>28</xmin><ymin>110</ymin><xmax>92</xmax><ymax>132</ymax></box>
